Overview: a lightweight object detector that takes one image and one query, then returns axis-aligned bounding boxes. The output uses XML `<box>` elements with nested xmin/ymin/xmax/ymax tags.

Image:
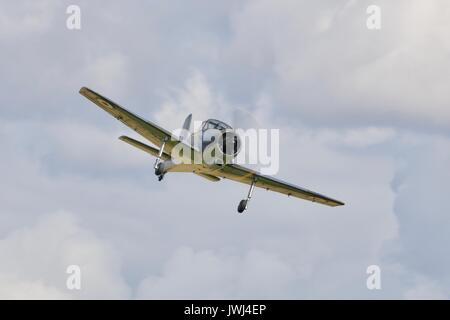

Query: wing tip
<box><xmin>79</xmin><ymin>86</ymin><xmax>89</xmax><ymax>94</ymax></box>
<box><xmin>79</xmin><ymin>86</ymin><xmax>98</xmax><ymax>99</ymax></box>
<box><xmin>331</xmin><ymin>200</ymin><xmax>345</xmax><ymax>207</ymax></box>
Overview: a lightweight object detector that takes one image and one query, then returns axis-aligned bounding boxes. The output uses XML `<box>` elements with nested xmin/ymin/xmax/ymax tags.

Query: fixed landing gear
<box><xmin>154</xmin><ymin>137</ymin><xmax>168</xmax><ymax>181</ymax></box>
<box><xmin>237</xmin><ymin>178</ymin><xmax>256</xmax><ymax>213</ymax></box>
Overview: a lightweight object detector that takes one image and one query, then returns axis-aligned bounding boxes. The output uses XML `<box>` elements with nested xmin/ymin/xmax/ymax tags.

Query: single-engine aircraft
<box><xmin>79</xmin><ymin>87</ymin><xmax>344</xmax><ymax>213</ymax></box>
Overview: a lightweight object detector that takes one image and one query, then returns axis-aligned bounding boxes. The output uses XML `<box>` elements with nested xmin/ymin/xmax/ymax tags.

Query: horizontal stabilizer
<box><xmin>119</xmin><ymin>136</ymin><xmax>170</xmax><ymax>160</ymax></box>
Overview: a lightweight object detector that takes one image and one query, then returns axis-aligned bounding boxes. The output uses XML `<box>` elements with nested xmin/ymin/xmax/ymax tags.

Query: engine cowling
<box><xmin>219</xmin><ymin>130</ymin><xmax>241</xmax><ymax>157</ymax></box>
<box><xmin>202</xmin><ymin>128</ymin><xmax>241</xmax><ymax>164</ymax></box>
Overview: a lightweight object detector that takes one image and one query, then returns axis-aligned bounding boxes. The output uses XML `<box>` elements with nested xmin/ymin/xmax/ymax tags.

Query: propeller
<box><xmin>230</xmin><ymin>106</ymin><xmax>263</xmax><ymax>172</ymax></box>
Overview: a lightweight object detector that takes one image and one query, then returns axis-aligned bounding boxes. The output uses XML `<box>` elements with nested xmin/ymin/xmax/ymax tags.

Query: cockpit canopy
<box><xmin>201</xmin><ymin>119</ymin><xmax>232</xmax><ymax>131</ymax></box>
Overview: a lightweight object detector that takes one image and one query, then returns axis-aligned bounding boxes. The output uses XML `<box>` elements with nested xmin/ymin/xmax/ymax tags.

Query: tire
<box><xmin>237</xmin><ymin>200</ymin><xmax>247</xmax><ymax>213</ymax></box>
<box><xmin>155</xmin><ymin>162</ymin><xmax>163</xmax><ymax>176</ymax></box>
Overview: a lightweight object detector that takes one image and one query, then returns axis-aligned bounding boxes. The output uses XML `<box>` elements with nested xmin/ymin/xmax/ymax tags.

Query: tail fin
<box><xmin>179</xmin><ymin>114</ymin><xmax>192</xmax><ymax>142</ymax></box>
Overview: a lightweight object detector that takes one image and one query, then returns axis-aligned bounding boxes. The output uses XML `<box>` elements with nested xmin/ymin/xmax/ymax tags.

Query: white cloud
<box><xmin>137</xmin><ymin>247</ymin><xmax>295</xmax><ymax>299</ymax></box>
<box><xmin>1</xmin><ymin>0</ymin><xmax>449</xmax><ymax>299</ymax></box>
<box><xmin>385</xmin><ymin>134</ymin><xmax>450</xmax><ymax>297</ymax></box>
<box><xmin>312</xmin><ymin>127</ymin><xmax>396</xmax><ymax>148</ymax></box>
<box><xmin>227</xmin><ymin>0</ymin><xmax>450</xmax><ymax>127</ymax></box>
<box><xmin>154</xmin><ymin>71</ymin><xmax>233</xmax><ymax>132</ymax></box>
<box><xmin>0</xmin><ymin>0</ymin><xmax>58</xmax><ymax>39</ymax></box>
<box><xmin>403</xmin><ymin>276</ymin><xmax>447</xmax><ymax>300</ymax></box>
<box><xmin>83</xmin><ymin>53</ymin><xmax>130</xmax><ymax>98</ymax></box>
<box><xmin>0</xmin><ymin>212</ymin><xmax>130</xmax><ymax>299</ymax></box>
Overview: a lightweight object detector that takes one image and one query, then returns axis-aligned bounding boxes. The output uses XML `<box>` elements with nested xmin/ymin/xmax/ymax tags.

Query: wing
<box><xmin>79</xmin><ymin>87</ymin><xmax>193</xmax><ymax>157</ymax></box>
<box><xmin>210</xmin><ymin>164</ymin><xmax>344</xmax><ymax>207</ymax></box>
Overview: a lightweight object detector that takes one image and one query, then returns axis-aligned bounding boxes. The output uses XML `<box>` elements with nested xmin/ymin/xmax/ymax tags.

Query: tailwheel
<box><xmin>237</xmin><ymin>199</ymin><xmax>247</xmax><ymax>213</ymax></box>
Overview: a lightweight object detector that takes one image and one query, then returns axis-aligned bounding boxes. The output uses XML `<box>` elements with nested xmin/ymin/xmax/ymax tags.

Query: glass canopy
<box><xmin>201</xmin><ymin>119</ymin><xmax>232</xmax><ymax>131</ymax></box>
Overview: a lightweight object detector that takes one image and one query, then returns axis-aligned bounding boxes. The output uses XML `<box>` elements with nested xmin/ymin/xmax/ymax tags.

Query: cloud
<box><xmin>83</xmin><ymin>53</ymin><xmax>130</xmax><ymax>98</ymax></box>
<box><xmin>1</xmin><ymin>0</ymin><xmax>450</xmax><ymax>299</ymax></box>
<box><xmin>225</xmin><ymin>0</ymin><xmax>450</xmax><ymax>128</ymax></box>
<box><xmin>403</xmin><ymin>276</ymin><xmax>447</xmax><ymax>300</ymax></box>
<box><xmin>311</xmin><ymin>127</ymin><xmax>396</xmax><ymax>148</ymax></box>
<box><xmin>382</xmin><ymin>134</ymin><xmax>450</xmax><ymax>297</ymax></box>
<box><xmin>0</xmin><ymin>0</ymin><xmax>59</xmax><ymax>39</ymax></box>
<box><xmin>0</xmin><ymin>212</ymin><xmax>130</xmax><ymax>299</ymax></box>
<box><xmin>137</xmin><ymin>247</ymin><xmax>296</xmax><ymax>299</ymax></box>
<box><xmin>154</xmin><ymin>71</ymin><xmax>226</xmax><ymax>131</ymax></box>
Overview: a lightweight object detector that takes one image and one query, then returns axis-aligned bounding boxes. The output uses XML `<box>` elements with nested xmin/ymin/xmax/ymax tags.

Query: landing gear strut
<box><xmin>154</xmin><ymin>137</ymin><xmax>168</xmax><ymax>181</ymax></box>
<box><xmin>237</xmin><ymin>178</ymin><xmax>256</xmax><ymax>213</ymax></box>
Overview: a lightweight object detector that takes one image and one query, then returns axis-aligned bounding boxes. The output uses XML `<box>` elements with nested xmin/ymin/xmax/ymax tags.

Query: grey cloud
<box><xmin>0</xmin><ymin>212</ymin><xmax>130</xmax><ymax>299</ymax></box>
<box><xmin>224</xmin><ymin>0</ymin><xmax>450</xmax><ymax>129</ymax></box>
<box><xmin>137</xmin><ymin>247</ymin><xmax>296</xmax><ymax>299</ymax></box>
<box><xmin>384</xmin><ymin>135</ymin><xmax>450</xmax><ymax>297</ymax></box>
<box><xmin>1</xmin><ymin>0</ymin><xmax>450</xmax><ymax>299</ymax></box>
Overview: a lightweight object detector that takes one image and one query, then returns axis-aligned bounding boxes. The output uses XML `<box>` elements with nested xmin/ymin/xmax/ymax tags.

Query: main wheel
<box><xmin>155</xmin><ymin>162</ymin><xmax>163</xmax><ymax>176</ymax></box>
<box><xmin>237</xmin><ymin>200</ymin><xmax>247</xmax><ymax>213</ymax></box>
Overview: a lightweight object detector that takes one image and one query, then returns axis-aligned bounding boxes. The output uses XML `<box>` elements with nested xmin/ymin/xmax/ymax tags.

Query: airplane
<box><xmin>79</xmin><ymin>87</ymin><xmax>344</xmax><ymax>213</ymax></box>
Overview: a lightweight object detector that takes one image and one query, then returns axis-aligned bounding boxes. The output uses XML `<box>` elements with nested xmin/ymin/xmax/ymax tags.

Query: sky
<box><xmin>1</xmin><ymin>0</ymin><xmax>450</xmax><ymax>299</ymax></box>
